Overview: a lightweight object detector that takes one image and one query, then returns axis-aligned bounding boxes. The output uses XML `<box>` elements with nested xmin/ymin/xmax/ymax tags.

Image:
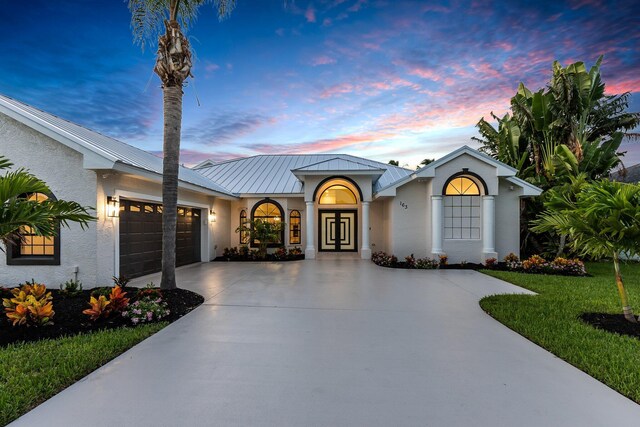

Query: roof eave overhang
<box><xmin>0</xmin><ymin>101</ymin><xmax>118</xmax><ymax>169</ymax></box>
<box><xmin>112</xmin><ymin>163</ymin><xmax>239</xmax><ymax>199</ymax></box>
<box><xmin>292</xmin><ymin>169</ymin><xmax>385</xmax><ymax>178</ymax></box>
<box><xmin>505</xmin><ymin>176</ymin><xmax>543</xmax><ymax>196</ymax></box>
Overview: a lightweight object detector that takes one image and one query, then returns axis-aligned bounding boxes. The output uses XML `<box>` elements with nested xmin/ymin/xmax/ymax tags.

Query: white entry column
<box><xmin>305</xmin><ymin>201</ymin><xmax>316</xmax><ymax>259</ymax></box>
<box><xmin>482</xmin><ymin>195</ymin><xmax>498</xmax><ymax>260</ymax></box>
<box><xmin>361</xmin><ymin>201</ymin><xmax>371</xmax><ymax>259</ymax></box>
<box><xmin>431</xmin><ymin>195</ymin><xmax>444</xmax><ymax>257</ymax></box>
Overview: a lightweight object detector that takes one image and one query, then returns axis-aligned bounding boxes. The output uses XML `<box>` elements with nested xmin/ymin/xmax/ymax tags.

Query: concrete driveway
<box><xmin>12</xmin><ymin>260</ymin><xmax>640</xmax><ymax>426</ymax></box>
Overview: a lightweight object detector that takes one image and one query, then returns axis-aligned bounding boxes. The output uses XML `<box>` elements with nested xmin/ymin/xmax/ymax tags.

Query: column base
<box><xmin>482</xmin><ymin>251</ymin><xmax>498</xmax><ymax>261</ymax></box>
<box><xmin>305</xmin><ymin>247</ymin><xmax>316</xmax><ymax>260</ymax></box>
<box><xmin>361</xmin><ymin>248</ymin><xmax>372</xmax><ymax>260</ymax></box>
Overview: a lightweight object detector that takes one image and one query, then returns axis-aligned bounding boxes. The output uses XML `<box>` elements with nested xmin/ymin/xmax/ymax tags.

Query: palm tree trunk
<box><xmin>160</xmin><ymin>84</ymin><xmax>183</xmax><ymax>290</ymax></box>
<box><xmin>613</xmin><ymin>252</ymin><xmax>637</xmax><ymax>323</ymax></box>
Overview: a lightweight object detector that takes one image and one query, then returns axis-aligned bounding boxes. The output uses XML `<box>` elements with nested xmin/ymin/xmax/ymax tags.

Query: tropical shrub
<box><xmin>83</xmin><ymin>295</ymin><xmax>110</xmax><ymax>321</ymax></box>
<box><xmin>532</xmin><ymin>177</ymin><xmax>640</xmax><ymax>322</ymax></box>
<box><xmin>288</xmin><ymin>247</ymin><xmax>302</xmax><ymax>256</ymax></box>
<box><xmin>122</xmin><ymin>297</ymin><xmax>170</xmax><ymax>325</ymax></box>
<box><xmin>272</xmin><ymin>247</ymin><xmax>287</xmax><ymax>260</ymax></box>
<box><xmin>371</xmin><ymin>251</ymin><xmax>398</xmax><ymax>267</ymax></box>
<box><xmin>405</xmin><ymin>254</ymin><xmax>416</xmax><ymax>268</ymax></box>
<box><xmin>438</xmin><ymin>255</ymin><xmax>448</xmax><ymax>266</ymax></box>
<box><xmin>108</xmin><ymin>286</ymin><xmax>130</xmax><ymax>313</ymax></box>
<box><xmin>484</xmin><ymin>258</ymin><xmax>498</xmax><ymax>268</ymax></box>
<box><xmin>59</xmin><ymin>279</ymin><xmax>83</xmax><ymax>297</ymax></box>
<box><xmin>2</xmin><ymin>282</ymin><xmax>55</xmax><ymax>327</ymax></box>
<box><xmin>137</xmin><ymin>283</ymin><xmax>163</xmax><ymax>300</ymax></box>
<box><xmin>91</xmin><ymin>287</ymin><xmax>113</xmax><ymax>299</ymax></box>
<box><xmin>415</xmin><ymin>257</ymin><xmax>439</xmax><ymax>269</ymax></box>
<box><xmin>112</xmin><ymin>275</ymin><xmax>130</xmax><ymax>288</ymax></box>
<box><xmin>235</xmin><ymin>218</ymin><xmax>285</xmax><ymax>258</ymax></box>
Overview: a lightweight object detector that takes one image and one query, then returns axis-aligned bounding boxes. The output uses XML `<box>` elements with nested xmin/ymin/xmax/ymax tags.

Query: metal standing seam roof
<box><xmin>0</xmin><ymin>94</ymin><xmax>236</xmax><ymax>197</ymax></box>
<box><xmin>195</xmin><ymin>154</ymin><xmax>414</xmax><ymax>195</ymax></box>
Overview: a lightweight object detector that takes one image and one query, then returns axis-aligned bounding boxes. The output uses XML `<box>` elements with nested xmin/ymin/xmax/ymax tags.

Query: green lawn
<box><xmin>0</xmin><ymin>323</ymin><xmax>166</xmax><ymax>426</ymax></box>
<box><xmin>481</xmin><ymin>262</ymin><xmax>640</xmax><ymax>403</ymax></box>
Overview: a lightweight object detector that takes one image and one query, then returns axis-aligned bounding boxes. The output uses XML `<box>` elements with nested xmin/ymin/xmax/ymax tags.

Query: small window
<box><xmin>144</xmin><ymin>204</ymin><xmax>154</xmax><ymax>214</ymax></box>
<box><xmin>7</xmin><ymin>192</ymin><xmax>60</xmax><ymax>265</ymax></box>
<box><xmin>319</xmin><ymin>185</ymin><xmax>357</xmax><ymax>205</ymax></box>
<box><xmin>177</xmin><ymin>207</ymin><xmax>185</xmax><ymax>216</ymax></box>
<box><xmin>290</xmin><ymin>210</ymin><xmax>301</xmax><ymax>244</ymax></box>
<box><xmin>156</xmin><ymin>205</ymin><xmax>163</xmax><ymax>214</ymax></box>
<box><xmin>129</xmin><ymin>203</ymin><xmax>141</xmax><ymax>212</ymax></box>
<box><xmin>239</xmin><ymin>210</ymin><xmax>249</xmax><ymax>244</ymax></box>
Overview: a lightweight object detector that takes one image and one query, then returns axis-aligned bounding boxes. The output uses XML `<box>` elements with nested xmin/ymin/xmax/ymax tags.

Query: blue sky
<box><xmin>1</xmin><ymin>0</ymin><xmax>638</xmax><ymax>167</ymax></box>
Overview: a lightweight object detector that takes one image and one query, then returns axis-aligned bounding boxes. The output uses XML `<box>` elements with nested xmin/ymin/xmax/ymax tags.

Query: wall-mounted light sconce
<box><xmin>107</xmin><ymin>196</ymin><xmax>120</xmax><ymax>218</ymax></box>
<box><xmin>209</xmin><ymin>209</ymin><xmax>216</xmax><ymax>222</ymax></box>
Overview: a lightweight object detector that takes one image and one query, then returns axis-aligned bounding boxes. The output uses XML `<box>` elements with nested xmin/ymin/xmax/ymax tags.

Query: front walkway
<box><xmin>12</xmin><ymin>260</ymin><xmax>640</xmax><ymax>426</ymax></box>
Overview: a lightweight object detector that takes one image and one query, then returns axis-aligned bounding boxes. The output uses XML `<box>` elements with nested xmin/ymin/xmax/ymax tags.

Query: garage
<box><xmin>119</xmin><ymin>200</ymin><xmax>201</xmax><ymax>279</ymax></box>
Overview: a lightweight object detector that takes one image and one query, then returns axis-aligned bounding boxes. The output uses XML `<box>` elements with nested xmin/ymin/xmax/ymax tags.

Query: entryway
<box><xmin>318</xmin><ymin>209</ymin><xmax>357</xmax><ymax>252</ymax></box>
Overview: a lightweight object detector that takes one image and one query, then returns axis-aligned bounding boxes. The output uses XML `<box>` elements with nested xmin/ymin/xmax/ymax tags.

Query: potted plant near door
<box><xmin>235</xmin><ymin>218</ymin><xmax>285</xmax><ymax>259</ymax></box>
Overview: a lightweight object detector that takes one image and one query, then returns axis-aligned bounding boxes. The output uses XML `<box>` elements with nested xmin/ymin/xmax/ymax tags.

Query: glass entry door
<box><xmin>318</xmin><ymin>210</ymin><xmax>357</xmax><ymax>252</ymax></box>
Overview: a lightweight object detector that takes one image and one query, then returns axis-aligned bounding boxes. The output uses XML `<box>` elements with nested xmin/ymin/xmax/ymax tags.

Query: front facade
<box><xmin>0</xmin><ymin>95</ymin><xmax>541</xmax><ymax>287</ymax></box>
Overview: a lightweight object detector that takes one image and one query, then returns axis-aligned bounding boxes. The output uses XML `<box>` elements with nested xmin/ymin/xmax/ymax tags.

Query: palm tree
<box><xmin>128</xmin><ymin>0</ymin><xmax>236</xmax><ymax>289</ymax></box>
<box><xmin>532</xmin><ymin>176</ymin><xmax>640</xmax><ymax>323</ymax></box>
<box><xmin>0</xmin><ymin>156</ymin><xmax>94</xmax><ymax>247</ymax></box>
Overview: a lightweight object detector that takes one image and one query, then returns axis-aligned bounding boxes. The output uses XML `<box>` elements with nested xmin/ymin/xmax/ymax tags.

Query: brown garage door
<box><xmin>119</xmin><ymin>200</ymin><xmax>201</xmax><ymax>279</ymax></box>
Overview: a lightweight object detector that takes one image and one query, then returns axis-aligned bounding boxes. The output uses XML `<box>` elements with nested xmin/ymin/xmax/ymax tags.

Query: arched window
<box><xmin>445</xmin><ymin>176</ymin><xmax>480</xmax><ymax>195</ymax></box>
<box><xmin>251</xmin><ymin>200</ymin><xmax>284</xmax><ymax>247</ymax></box>
<box><xmin>7</xmin><ymin>192</ymin><xmax>60</xmax><ymax>265</ymax></box>
<box><xmin>319</xmin><ymin>185</ymin><xmax>357</xmax><ymax>205</ymax></box>
<box><xmin>289</xmin><ymin>210</ymin><xmax>301</xmax><ymax>244</ymax></box>
<box><xmin>443</xmin><ymin>175</ymin><xmax>482</xmax><ymax>240</ymax></box>
<box><xmin>239</xmin><ymin>210</ymin><xmax>249</xmax><ymax>244</ymax></box>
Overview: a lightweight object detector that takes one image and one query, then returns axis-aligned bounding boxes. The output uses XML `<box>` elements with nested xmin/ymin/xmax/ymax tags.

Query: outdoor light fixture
<box><xmin>209</xmin><ymin>209</ymin><xmax>217</xmax><ymax>222</ymax></box>
<box><xmin>106</xmin><ymin>196</ymin><xmax>119</xmax><ymax>218</ymax></box>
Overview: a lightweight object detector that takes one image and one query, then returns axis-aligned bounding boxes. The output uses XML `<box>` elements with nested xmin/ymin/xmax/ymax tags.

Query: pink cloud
<box><xmin>605</xmin><ymin>78</ymin><xmax>640</xmax><ymax>94</ymax></box>
<box><xmin>305</xmin><ymin>5</ymin><xmax>316</xmax><ymax>23</ymax></box>
<box><xmin>407</xmin><ymin>67</ymin><xmax>441</xmax><ymax>81</ymax></box>
<box><xmin>319</xmin><ymin>82</ymin><xmax>356</xmax><ymax>98</ymax></box>
<box><xmin>311</xmin><ymin>55</ymin><xmax>337</xmax><ymax>66</ymax></box>
<box><xmin>248</xmin><ymin>130</ymin><xmax>391</xmax><ymax>154</ymax></box>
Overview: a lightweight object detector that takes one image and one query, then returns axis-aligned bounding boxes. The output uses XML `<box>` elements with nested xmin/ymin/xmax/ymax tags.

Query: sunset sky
<box><xmin>1</xmin><ymin>0</ymin><xmax>638</xmax><ymax>168</ymax></box>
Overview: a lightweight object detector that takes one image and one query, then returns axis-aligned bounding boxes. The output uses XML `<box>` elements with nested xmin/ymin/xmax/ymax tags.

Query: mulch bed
<box><xmin>0</xmin><ymin>287</ymin><xmax>204</xmax><ymax>347</ymax></box>
<box><xmin>214</xmin><ymin>255</ymin><xmax>305</xmax><ymax>262</ymax></box>
<box><xmin>580</xmin><ymin>312</ymin><xmax>640</xmax><ymax>340</ymax></box>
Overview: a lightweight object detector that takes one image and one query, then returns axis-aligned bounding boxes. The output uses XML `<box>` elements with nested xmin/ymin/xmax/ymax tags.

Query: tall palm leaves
<box><xmin>0</xmin><ymin>156</ymin><xmax>94</xmax><ymax>247</ymax></box>
<box><xmin>128</xmin><ymin>0</ymin><xmax>236</xmax><ymax>289</ymax></box>
<box><xmin>532</xmin><ymin>177</ymin><xmax>640</xmax><ymax>322</ymax></box>
<box><xmin>475</xmin><ymin>57</ymin><xmax>639</xmax><ymax>256</ymax></box>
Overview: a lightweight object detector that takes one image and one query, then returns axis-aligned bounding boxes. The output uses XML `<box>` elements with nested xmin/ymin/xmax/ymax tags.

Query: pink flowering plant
<box><xmin>122</xmin><ymin>296</ymin><xmax>170</xmax><ymax>325</ymax></box>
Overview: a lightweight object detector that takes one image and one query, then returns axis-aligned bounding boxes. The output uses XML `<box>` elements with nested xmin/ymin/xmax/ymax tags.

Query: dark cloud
<box><xmin>182</xmin><ymin>112</ymin><xmax>275</xmax><ymax>146</ymax></box>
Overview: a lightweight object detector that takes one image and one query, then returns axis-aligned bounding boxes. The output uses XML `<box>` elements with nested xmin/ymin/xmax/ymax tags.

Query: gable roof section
<box><xmin>195</xmin><ymin>154</ymin><xmax>413</xmax><ymax>195</ymax></box>
<box><xmin>375</xmin><ymin>145</ymin><xmax>542</xmax><ymax>197</ymax></box>
<box><xmin>292</xmin><ymin>157</ymin><xmax>385</xmax><ymax>173</ymax></box>
<box><xmin>0</xmin><ymin>94</ymin><xmax>237</xmax><ymax>198</ymax></box>
<box><xmin>415</xmin><ymin>145</ymin><xmax>517</xmax><ymax>178</ymax></box>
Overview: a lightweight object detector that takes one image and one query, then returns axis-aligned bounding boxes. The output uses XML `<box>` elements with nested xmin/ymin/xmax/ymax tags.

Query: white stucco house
<box><xmin>0</xmin><ymin>94</ymin><xmax>541</xmax><ymax>286</ymax></box>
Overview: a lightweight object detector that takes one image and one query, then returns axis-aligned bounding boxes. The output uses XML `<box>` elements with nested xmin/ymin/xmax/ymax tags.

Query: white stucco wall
<box><xmin>388</xmin><ymin>180</ymin><xmax>429</xmax><ymax>258</ymax></box>
<box><xmin>495</xmin><ymin>178</ymin><xmax>523</xmax><ymax>259</ymax></box>
<box><xmin>0</xmin><ymin>114</ymin><xmax>99</xmax><ymax>287</ymax></box>
<box><xmin>369</xmin><ymin>199</ymin><xmax>387</xmax><ymax>253</ymax></box>
<box><xmin>432</xmin><ymin>153</ymin><xmax>498</xmax><ymax>195</ymax></box>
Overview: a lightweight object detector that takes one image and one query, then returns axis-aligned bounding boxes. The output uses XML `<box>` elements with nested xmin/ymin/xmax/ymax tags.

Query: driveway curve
<box><xmin>11</xmin><ymin>260</ymin><xmax>640</xmax><ymax>426</ymax></box>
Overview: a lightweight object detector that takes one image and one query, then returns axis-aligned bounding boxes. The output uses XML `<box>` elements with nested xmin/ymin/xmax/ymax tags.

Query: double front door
<box><xmin>319</xmin><ymin>210</ymin><xmax>357</xmax><ymax>252</ymax></box>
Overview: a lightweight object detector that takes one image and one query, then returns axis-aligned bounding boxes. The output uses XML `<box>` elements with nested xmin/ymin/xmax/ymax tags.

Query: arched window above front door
<box><xmin>319</xmin><ymin>185</ymin><xmax>357</xmax><ymax>205</ymax></box>
<box><xmin>443</xmin><ymin>174</ymin><xmax>483</xmax><ymax>240</ymax></box>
